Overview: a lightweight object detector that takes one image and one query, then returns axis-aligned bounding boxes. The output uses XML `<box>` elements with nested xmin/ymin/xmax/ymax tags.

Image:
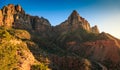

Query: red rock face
<box><xmin>91</xmin><ymin>25</ymin><xmax>99</xmax><ymax>34</ymax></box>
<box><xmin>50</xmin><ymin>55</ymin><xmax>92</xmax><ymax>70</ymax></box>
<box><xmin>0</xmin><ymin>4</ymin><xmax>51</xmax><ymax>30</ymax></box>
<box><xmin>0</xmin><ymin>10</ymin><xmax>3</xmax><ymax>26</ymax></box>
<box><xmin>1</xmin><ymin>4</ymin><xmax>120</xmax><ymax>70</ymax></box>
<box><xmin>0</xmin><ymin>4</ymin><xmax>53</xmax><ymax>39</ymax></box>
<box><xmin>82</xmin><ymin>40</ymin><xmax>120</xmax><ymax>62</ymax></box>
<box><xmin>0</xmin><ymin>4</ymin><xmax>24</xmax><ymax>28</ymax></box>
<box><xmin>65</xmin><ymin>39</ymin><xmax>120</xmax><ymax>64</ymax></box>
<box><xmin>55</xmin><ymin>10</ymin><xmax>99</xmax><ymax>34</ymax></box>
<box><xmin>2</xmin><ymin>4</ymin><xmax>14</xmax><ymax>27</ymax></box>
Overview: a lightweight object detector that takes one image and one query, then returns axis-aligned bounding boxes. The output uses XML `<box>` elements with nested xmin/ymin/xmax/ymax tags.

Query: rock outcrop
<box><xmin>0</xmin><ymin>10</ymin><xmax>3</xmax><ymax>26</ymax></box>
<box><xmin>0</xmin><ymin>29</ymin><xmax>35</xmax><ymax>70</ymax></box>
<box><xmin>0</xmin><ymin>4</ymin><xmax>24</xmax><ymax>28</ymax></box>
<box><xmin>2</xmin><ymin>4</ymin><xmax>14</xmax><ymax>27</ymax></box>
<box><xmin>0</xmin><ymin>4</ymin><xmax>51</xmax><ymax>31</ymax></box>
<box><xmin>68</xmin><ymin>10</ymin><xmax>91</xmax><ymax>31</ymax></box>
<box><xmin>0</xmin><ymin>4</ymin><xmax>52</xmax><ymax>39</ymax></box>
<box><xmin>55</xmin><ymin>10</ymin><xmax>99</xmax><ymax>34</ymax></box>
<box><xmin>1</xmin><ymin>4</ymin><xmax>120</xmax><ymax>70</ymax></box>
<box><xmin>91</xmin><ymin>25</ymin><xmax>99</xmax><ymax>34</ymax></box>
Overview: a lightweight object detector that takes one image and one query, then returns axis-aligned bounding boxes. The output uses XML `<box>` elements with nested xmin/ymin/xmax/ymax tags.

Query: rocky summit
<box><xmin>0</xmin><ymin>4</ymin><xmax>120</xmax><ymax>70</ymax></box>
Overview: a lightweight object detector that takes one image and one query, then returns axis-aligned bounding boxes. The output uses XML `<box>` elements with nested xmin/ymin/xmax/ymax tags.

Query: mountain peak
<box><xmin>68</xmin><ymin>10</ymin><xmax>81</xmax><ymax>25</ymax></box>
<box><xmin>1</xmin><ymin>4</ymin><xmax>120</xmax><ymax>70</ymax></box>
<box><xmin>0</xmin><ymin>4</ymin><xmax>26</xmax><ymax>28</ymax></box>
<box><xmin>71</xmin><ymin>10</ymin><xmax>79</xmax><ymax>16</ymax></box>
<box><xmin>15</xmin><ymin>4</ymin><xmax>23</xmax><ymax>12</ymax></box>
<box><xmin>64</xmin><ymin>10</ymin><xmax>91</xmax><ymax>31</ymax></box>
<box><xmin>58</xmin><ymin>10</ymin><xmax>100</xmax><ymax>33</ymax></box>
<box><xmin>69</xmin><ymin>10</ymin><xmax>80</xmax><ymax>19</ymax></box>
<box><xmin>2</xmin><ymin>4</ymin><xmax>25</xmax><ymax>14</ymax></box>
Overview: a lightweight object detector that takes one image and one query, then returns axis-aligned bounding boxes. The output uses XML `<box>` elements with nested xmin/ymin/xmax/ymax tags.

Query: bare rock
<box><xmin>67</xmin><ymin>10</ymin><xmax>91</xmax><ymax>31</ymax></box>
<box><xmin>91</xmin><ymin>25</ymin><xmax>99</xmax><ymax>34</ymax></box>
<box><xmin>15</xmin><ymin>4</ymin><xmax>22</xmax><ymax>12</ymax></box>
<box><xmin>0</xmin><ymin>4</ymin><xmax>25</xmax><ymax>28</ymax></box>
<box><xmin>68</xmin><ymin>10</ymin><xmax>81</xmax><ymax>24</ymax></box>
<box><xmin>15</xmin><ymin>4</ymin><xmax>25</xmax><ymax>14</ymax></box>
<box><xmin>2</xmin><ymin>4</ymin><xmax>15</xmax><ymax>27</ymax></box>
<box><xmin>0</xmin><ymin>10</ymin><xmax>3</xmax><ymax>26</ymax></box>
<box><xmin>55</xmin><ymin>10</ymin><xmax>91</xmax><ymax>33</ymax></box>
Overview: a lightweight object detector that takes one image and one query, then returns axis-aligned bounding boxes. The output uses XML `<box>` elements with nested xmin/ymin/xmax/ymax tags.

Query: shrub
<box><xmin>31</xmin><ymin>63</ymin><xmax>48</xmax><ymax>70</ymax></box>
<box><xmin>0</xmin><ymin>29</ymin><xmax>11</xmax><ymax>40</ymax></box>
<box><xmin>8</xmin><ymin>29</ymin><xmax>31</xmax><ymax>40</ymax></box>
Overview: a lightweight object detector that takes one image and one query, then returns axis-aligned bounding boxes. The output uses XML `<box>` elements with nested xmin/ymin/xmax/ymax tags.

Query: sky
<box><xmin>0</xmin><ymin>0</ymin><xmax>120</xmax><ymax>38</ymax></box>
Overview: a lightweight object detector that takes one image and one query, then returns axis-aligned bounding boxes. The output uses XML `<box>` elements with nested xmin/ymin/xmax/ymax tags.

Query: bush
<box><xmin>8</xmin><ymin>29</ymin><xmax>31</xmax><ymax>40</ymax></box>
<box><xmin>0</xmin><ymin>29</ymin><xmax>11</xmax><ymax>40</ymax></box>
<box><xmin>31</xmin><ymin>63</ymin><xmax>48</xmax><ymax>70</ymax></box>
<box><xmin>0</xmin><ymin>42</ymin><xmax>19</xmax><ymax>70</ymax></box>
<box><xmin>0</xmin><ymin>28</ymin><xmax>32</xmax><ymax>70</ymax></box>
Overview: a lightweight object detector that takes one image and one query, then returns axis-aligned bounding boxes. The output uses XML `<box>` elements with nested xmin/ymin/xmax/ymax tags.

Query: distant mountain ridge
<box><xmin>0</xmin><ymin>4</ymin><xmax>99</xmax><ymax>33</ymax></box>
<box><xmin>0</xmin><ymin>4</ymin><xmax>120</xmax><ymax>70</ymax></box>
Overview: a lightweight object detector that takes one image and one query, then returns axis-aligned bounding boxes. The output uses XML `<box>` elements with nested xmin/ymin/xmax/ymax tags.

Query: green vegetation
<box><xmin>8</xmin><ymin>29</ymin><xmax>31</xmax><ymax>40</ymax></box>
<box><xmin>0</xmin><ymin>25</ymin><xmax>114</xmax><ymax>70</ymax></box>
<box><xmin>56</xmin><ymin>28</ymin><xmax>109</xmax><ymax>45</ymax></box>
<box><xmin>0</xmin><ymin>27</ymin><xmax>51</xmax><ymax>70</ymax></box>
<box><xmin>0</xmin><ymin>28</ymin><xmax>12</xmax><ymax>41</ymax></box>
<box><xmin>31</xmin><ymin>63</ymin><xmax>48</xmax><ymax>70</ymax></box>
<box><xmin>0</xmin><ymin>28</ymin><xmax>31</xmax><ymax>70</ymax></box>
<box><xmin>56</xmin><ymin>28</ymin><xmax>95</xmax><ymax>47</ymax></box>
<box><xmin>0</xmin><ymin>29</ymin><xmax>18</xmax><ymax>70</ymax></box>
<box><xmin>0</xmin><ymin>44</ymin><xmax>19</xmax><ymax>70</ymax></box>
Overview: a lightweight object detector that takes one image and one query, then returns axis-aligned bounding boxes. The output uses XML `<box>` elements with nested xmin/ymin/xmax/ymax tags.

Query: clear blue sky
<box><xmin>0</xmin><ymin>0</ymin><xmax>120</xmax><ymax>38</ymax></box>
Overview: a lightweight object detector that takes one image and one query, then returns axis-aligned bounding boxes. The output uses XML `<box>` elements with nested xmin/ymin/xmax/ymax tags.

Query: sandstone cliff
<box><xmin>0</xmin><ymin>4</ymin><xmax>120</xmax><ymax>70</ymax></box>
<box><xmin>91</xmin><ymin>25</ymin><xmax>99</xmax><ymax>34</ymax></box>
<box><xmin>0</xmin><ymin>4</ymin><xmax>51</xmax><ymax>31</ymax></box>
<box><xmin>55</xmin><ymin>10</ymin><xmax>99</xmax><ymax>35</ymax></box>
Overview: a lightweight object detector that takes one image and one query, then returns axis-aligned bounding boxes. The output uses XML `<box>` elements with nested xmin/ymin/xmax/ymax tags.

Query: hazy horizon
<box><xmin>0</xmin><ymin>0</ymin><xmax>120</xmax><ymax>38</ymax></box>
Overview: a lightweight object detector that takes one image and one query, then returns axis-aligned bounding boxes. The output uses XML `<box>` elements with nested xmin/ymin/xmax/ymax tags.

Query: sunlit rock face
<box><xmin>0</xmin><ymin>10</ymin><xmax>3</xmax><ymax>26</ymax></box>
<box><xmin>0</xmin><ymin>4</ymin><xmax>24</xmax><ymax>28</ymax></box>
<box><xmin>0</xmin><ymin>4</ymin><xmax>51</xmax><ymax>30</ymax></box>
<box><xmin>0</xmin><ymin>4</ymin><xmax>52</xmax><ymax>38</ymax></box>
<box><xmin>55</xmin><ymin>10</ymin><xmax>99</xmax><ymax>34</ymax></box>
<box><xmin>68</xmin><ymin>10</ymin><xmax>91</xmax><ymax>31</ymax></box>
<box><xmin>91</xmin><ymin>25</ymin><xmax>99</xmax><ymax>34</ymax></box>
<box><xmin>1</xmin><ymin>4</ymin><xmax>14</xmax><ymax>27</ymax></box>
<box><xmin>1</xmin><ymin>4</ymin><xmax>120</xmax><ymax>70</ymax></box>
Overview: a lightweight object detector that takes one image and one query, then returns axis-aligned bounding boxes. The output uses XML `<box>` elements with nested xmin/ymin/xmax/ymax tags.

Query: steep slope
<box><xmin>0</xmin><ymin>4</ymin><xmax>52</xmax><ymax>39</ymax></box>
<box><xmin>53</xmin><ymin>10</ymin><xmax>120</xmax><ymax>70</ymax></box>
<box><xmin>0</xmin><ymin>4</ymin><xmax>120</xmax><ymax>70</ymax></box>
<box><xmin>0</xmin><ymin>28</ymin><xmax>35</xmax><ymax>70</ymax></box>
<box><xmin>55</xmin><ymin>10</ymin><xmax>99</xmax><ymax>34</ymax></box>
<box><xmin>54</xmin><ymin>10</ymin><xmax>120</xmax><ymax>70</ymax></box>
<box><xmin>0</xmin><ymin>27</ymin><xmax>50</xmax><ymax>70</ymax></box>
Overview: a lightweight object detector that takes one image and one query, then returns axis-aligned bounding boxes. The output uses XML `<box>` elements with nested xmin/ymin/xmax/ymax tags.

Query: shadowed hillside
<box><xmin>0</xmin><ymin>4</ymin><xmax>120</xmax><ymax>70</ymax></box>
